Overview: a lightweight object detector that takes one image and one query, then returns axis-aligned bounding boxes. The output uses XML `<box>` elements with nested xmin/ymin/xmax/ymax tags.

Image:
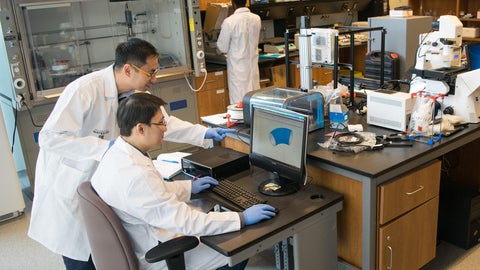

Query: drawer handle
<box><xmin>406</xmin><ymin>185</ymin><xmax>424</xmax><ymax>195</ymax></box>
<box><xmin>387</xmin><ymin>245</ymin><xmax>393</xmax><ymax>269</ymax></box>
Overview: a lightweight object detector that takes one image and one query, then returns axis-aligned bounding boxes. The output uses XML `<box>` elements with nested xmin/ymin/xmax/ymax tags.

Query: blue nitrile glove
<box><xmin>191</xmin><ymin>176</ymin><xmax>218</xmax><ymax>194</ymax></box>
<box><xmin>243</xmin><ymin>204</ymin><xmax>276</xmax><ymax>226</ymax></box>
<box><xmin>204</xmin><ymin>128</ymin><xmax>236</xmax><ymax>141</ymax></box>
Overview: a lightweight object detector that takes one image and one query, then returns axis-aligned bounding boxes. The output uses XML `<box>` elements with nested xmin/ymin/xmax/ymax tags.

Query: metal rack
<box><xmin>285</xmin><ymin>26</ymin><xmax>386</xmax><ymax>107</ymax></box>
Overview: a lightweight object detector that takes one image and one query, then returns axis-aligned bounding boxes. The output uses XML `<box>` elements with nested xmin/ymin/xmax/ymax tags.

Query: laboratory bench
<box><xmin>194</xmin><ymin>166</ymin><xmax>344</xmax><ymax>270</ymax></box>
<box><xmin>203</xmin><ymin>112</ymin><xmax>480</xmax><ymax>270</ymax></box>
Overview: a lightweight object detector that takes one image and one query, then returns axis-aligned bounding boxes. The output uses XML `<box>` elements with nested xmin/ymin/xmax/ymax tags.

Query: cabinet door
<box><xmin>378</xmin><ymin>196</ymin><xmax>439</xmax><ymax>270</ymax></box>
<box><xmin>195</xmin><ymin>71</ymin><xmax>228</xmax><ymax>124</ymax></box>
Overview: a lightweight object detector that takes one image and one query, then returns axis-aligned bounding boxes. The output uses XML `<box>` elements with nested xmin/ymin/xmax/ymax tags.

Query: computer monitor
<box><xmin>465</xmin><ymin>42</ymin><xmax>480</xmax><ymax>70</ymax></box>
<box><xmin>250</xmin><ymin>105</ymin><xmax>309</xmax><ymax>196</ymax></box>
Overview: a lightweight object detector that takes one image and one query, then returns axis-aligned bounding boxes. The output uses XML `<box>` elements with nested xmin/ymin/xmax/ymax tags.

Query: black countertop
<box><xmin>204</xmin><ymin>111</ymin><xmax>480</xmax><ymax>181</ymax></box>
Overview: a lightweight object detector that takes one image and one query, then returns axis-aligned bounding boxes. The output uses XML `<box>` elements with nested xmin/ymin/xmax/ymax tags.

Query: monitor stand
<box><xmin>258</xmin><ymin>172</ymin><xmax>300</xmax><ymax>196</ymax></box>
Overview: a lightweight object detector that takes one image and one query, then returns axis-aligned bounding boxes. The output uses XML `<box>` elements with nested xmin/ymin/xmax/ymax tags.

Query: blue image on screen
<box><xmin>269</xmin><ymin>128</ymin><xmax>292</xmax><ymax>146</ymax></box>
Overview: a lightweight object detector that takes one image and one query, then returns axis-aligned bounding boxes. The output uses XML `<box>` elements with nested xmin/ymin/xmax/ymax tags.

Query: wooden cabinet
<box><xmin>378</xmin><ymin>197</ymin><xmax>439</xmax><ymax>269</ymax></box>
<box><xmin>377</xmin><ymin>160</ymin><xmax>441</xmax><ymax>269</ymax></box>
<box><xmin>194</xmin><ymin>70</ymin><xmax>229</xmax><ymax>125</ymax></box>
<box><xmin>288</xmin><ymin>63</ymin><xmax>333</xmax><ymax>89</ymax></box>
<box><xmin>409</xmin><ymin>0</ymin><xmax>480</xmax><ymax>42</ymax></box>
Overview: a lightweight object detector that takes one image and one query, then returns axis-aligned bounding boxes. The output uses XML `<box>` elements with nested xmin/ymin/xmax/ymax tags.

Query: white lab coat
<box><xmin>91</xmin><ymin>137</ymin><xmax>241</xmax><ymax>270</ymax></box>
<box><xmin>217</xmin><ymin>7</ymin><xmax>261</xmax><ymax>104</ymax></box>
<box><xmin>28</xmin><ymin>64</ymin><xmax>211</xmax><ymax>261</ymax></box>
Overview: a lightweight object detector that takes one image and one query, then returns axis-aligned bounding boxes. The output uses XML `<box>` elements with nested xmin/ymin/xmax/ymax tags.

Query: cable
<box><xmin>184</xmin><ymin>68</ymin><xmax>208</xmax><ymax>92</ymax></box>
<box><xmin>334</xmin><ymin>132</ymin><xmax>364</xmax><ymax>147</ymax></box>
<box><xmin>234</xmin><ymin>127</ymin><xmax>250</xmax><ymax>146</ymax></box>
<box><xmin>11</xmin><ymin>101</ymin><xmax>19</xmax><ymax>153</ymax></box>
<box><xmin>22</xmin><ymin>100</ymin><xmax>43</xmax><ymax>128</ymax></box>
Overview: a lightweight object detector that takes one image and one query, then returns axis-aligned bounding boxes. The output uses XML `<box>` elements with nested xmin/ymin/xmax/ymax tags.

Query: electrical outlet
<box><xmin>15</xmin><ymin>94</ymin><xmax>25</xmax><ymax>108</ymax></box>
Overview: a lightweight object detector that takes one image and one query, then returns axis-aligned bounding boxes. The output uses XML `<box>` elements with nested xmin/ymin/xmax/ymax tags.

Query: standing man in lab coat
<box><xmin>217</xmin><ymin>0</ymin><xmax>261</xmax><ymax>105</ymax></box>
<box><xmin>92</xmin><ymin>93</ymin><xmax>276</xmax><ymax>270</ymax></box>
<box><xmin>28</xmin><ymin>38</ymin><xmax>234</xmax><ymax>270</ymax></box>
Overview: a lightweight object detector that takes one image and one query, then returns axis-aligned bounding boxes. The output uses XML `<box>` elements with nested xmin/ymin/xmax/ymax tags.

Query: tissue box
<box><xmin>463</xmin><ymin>28</ymin><xmax>480</xmax><ymax>38</ymax></box>
<box><xmin>329</xmin><ymin>103</ymin><xmax>349</xmax><ymax>128</ymax></box>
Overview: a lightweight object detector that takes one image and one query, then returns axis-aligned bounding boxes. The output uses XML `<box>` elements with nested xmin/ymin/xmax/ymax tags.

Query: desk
<box><xmin>199</xmin><ymin>168</ymin><xmax>343</xmax><ymax>270</ymax></box>
<box><xmin>307</xmin><ymin>117</ymin><xmax>480</xmax><ymax>269</ymax></box>
<box><xmin>205</xmin><ymin>114</ymin><xmax>480</xmax><ymax>270</ymax></box>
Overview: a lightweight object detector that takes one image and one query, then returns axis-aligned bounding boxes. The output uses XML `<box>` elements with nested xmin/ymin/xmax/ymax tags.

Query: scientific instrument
<box><xmin>415</xmin><ymin>15</ymin><xmax>463</xmax><ymax>71</ymax></box>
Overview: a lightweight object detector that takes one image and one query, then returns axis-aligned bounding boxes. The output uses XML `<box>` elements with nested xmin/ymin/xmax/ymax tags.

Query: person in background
<box><xmin>28</xmin><ymin>38</ymin><xmax>234</xmax><ymax>270</ymax></box>
<box><xmin>217</xmin><ymin>0</ymin><xmax>261</xmax><ymax>105</ymax></box>
<box><xmin>91</xmin><ymin>93</ymin><xmax>276</xmax><ymax>270</ymax></box>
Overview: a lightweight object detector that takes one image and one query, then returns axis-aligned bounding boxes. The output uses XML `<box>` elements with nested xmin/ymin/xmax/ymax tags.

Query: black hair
<box><xmin>114</xmin><ymin>38</ymin><xmax>159</xmax><ymax>70</ymax></box>
<box><xmin>117</xmin><ymin>93</ymin><xmax>167</xmax><ymax>136</ymax></box>
<box><xmin>232</xmin><ymin>0</ymin><xmax>246</xmax><ymax>7</ymax></box>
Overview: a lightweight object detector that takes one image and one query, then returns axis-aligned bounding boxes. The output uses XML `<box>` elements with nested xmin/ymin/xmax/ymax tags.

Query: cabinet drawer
<box><xmin>378</xmin><ymin>160</ymin><xmax>441</xmax><ymax>225</ymax></box>
<box><xmin>378</xmin><ymin>196</ymin><xmax>439</xmax><ymax>270</ymax></box>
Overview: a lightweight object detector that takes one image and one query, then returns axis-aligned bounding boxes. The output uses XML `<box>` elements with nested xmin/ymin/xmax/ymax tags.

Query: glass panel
<box><xmin>18</xmin><ymin>0</ymin><xmax>190</xmax><ymax>98</ymax></box>
<box><xmin>107</xmin><ymin>0</ymin><xmax>189</xmax><ymax>71</ymax></box>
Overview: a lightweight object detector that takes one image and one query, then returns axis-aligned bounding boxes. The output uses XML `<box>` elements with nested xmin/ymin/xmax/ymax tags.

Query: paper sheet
<box><xmin>153</xmin><ymin>152</ymin><xmax>191</xmax><ymax>179</ymax></box>
<box><xmin>201</xmin><ymin>113</ymin><xmax>228</xmax><ymax>125</ymax></box>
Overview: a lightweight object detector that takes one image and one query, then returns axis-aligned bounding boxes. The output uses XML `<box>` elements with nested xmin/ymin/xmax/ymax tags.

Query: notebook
<box><xmin>153</xmin><ymin>152</ymin><xmax>191</xmax><ymax>179</ymax></box>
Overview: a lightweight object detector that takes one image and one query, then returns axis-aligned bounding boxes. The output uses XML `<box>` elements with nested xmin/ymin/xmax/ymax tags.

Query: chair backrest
<box><xmin>77</xmin><ymin>181</ymin><xmax>139</xmax><ymax>270</ymax></box>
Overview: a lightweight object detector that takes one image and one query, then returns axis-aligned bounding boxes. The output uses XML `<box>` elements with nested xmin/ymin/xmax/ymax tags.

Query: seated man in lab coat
<box><xmin>91</xmin><ymin>93</ymin><xmax>276</xmax><ymax>270</ymax></box>
<box><xmin>216</xmin><ymin>0</ymin><xmax>261</xmax><ymax>105</ymax></box>
<box><xmin>28</xmin><ymin>38</ymin><xmax>235</xmax><ymax>270</ymax></box>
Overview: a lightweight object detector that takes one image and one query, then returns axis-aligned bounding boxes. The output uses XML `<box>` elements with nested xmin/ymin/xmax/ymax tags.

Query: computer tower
<box><xmin>438</xmin><ymin>178</ymin><xmax>480</xmax><ymax>249</ymax></box>
<box><xmin>181</xmin><ymin>147</ymin><xmax>250</xmax><ymax>179</ymax></box>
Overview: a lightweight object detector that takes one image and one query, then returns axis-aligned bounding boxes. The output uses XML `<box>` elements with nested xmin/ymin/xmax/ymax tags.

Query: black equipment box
<box><xmin>181</xmin><ymin>147</ymin><xmax>250</xmax><ymax>179</ymax></box>
<box><xmin>364</xmin><ymin>51</ymin><xmax>400</xmax><ymax>81</ymax></box>
<box><xmin>438</xmin><ymin>178</ymin><xmax>480</xmax><ymax>249</ymax></box>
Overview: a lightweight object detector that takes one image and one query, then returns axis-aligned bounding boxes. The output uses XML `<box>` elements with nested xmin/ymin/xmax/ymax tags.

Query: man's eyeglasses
<box><xmin>131</xmin><ymin>64</ymin><xmax>159</xmax><ymax>78</ymax></box>
<box><xmin>150</xmin><ymin>118</ymin><xmax>167</xmax><ymax>126</ymax></box>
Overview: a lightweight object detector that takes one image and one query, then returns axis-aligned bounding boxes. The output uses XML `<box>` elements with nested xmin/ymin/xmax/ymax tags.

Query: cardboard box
<box><xmin>462</xmin><ymin>28</ymin><xmax>480</xmax><ymax>38</ymax></box>
<box><xmin>203</xmin><ymin>3</ymin><xmax>232</xmax><ymax>39</ymax></box>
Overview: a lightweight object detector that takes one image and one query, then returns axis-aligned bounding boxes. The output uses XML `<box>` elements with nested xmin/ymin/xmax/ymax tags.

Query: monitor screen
<box><xmin>250</xmin><ymin>105</ymin><xmax>309</xmax><ymax>196</ymax></box>
<box><xmin>465</xmin><ymin>42</ymin><xmax>480</xmax><ymax>70</ymax></box>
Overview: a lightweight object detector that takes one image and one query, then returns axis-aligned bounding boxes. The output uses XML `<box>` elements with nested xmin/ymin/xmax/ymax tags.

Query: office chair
<box><xmin>77</xmin><ymin>181</ymin><xmax>199</xmax><ymax>270</ymax></box>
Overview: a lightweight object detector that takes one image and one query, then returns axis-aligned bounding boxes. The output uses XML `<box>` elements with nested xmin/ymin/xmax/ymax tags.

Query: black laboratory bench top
<box><xmin>205</xmin><ymin>62</ymin><xmax>226</xmax><ymax>73</ymax></box>
<box><xmin>204</xmin><ymin>112</ymin><xmax>480</xmax><ymax>181</ymax></box>
<box><xmin>205</xmin><ymin>52</ymin><xmax>295</xmax><ymax>70</ymax></box>
<box><xmin>203</xmin><ymin>110</ymin><xmax>480</xmax><ymax>270</ymax></box>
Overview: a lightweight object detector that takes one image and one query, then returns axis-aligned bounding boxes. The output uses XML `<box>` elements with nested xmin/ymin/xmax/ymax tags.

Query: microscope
<box><xmin>414</xmin><ymin>15</ymin><xmax>463</xmax><ymax>71</ymax></box>
<box><xmin>410</xmin><ymin>15</ymin><xmax>465</xmax><ymax>96</ymax></box>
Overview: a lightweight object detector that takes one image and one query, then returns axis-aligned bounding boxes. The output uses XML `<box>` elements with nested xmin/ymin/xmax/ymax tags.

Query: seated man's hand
<box><xmin>204</xmin><ymin>128</ymin><xmax>236</xmax><ymax>141</ymax></box>
<box><xmin>191</xmin><ymin>176</ymin><xmax>218</xmax><ymax>194</ymax></box>
<box><xmin>243</xmin><ymin>204</ymin><xmax>276</xmax><ymax>225</ymax></box>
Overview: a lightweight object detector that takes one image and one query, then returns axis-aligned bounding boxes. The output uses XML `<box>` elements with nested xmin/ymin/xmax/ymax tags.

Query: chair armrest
<box><xmin>145</xmin><ymin>236</ymin><xmax>199</xmax><ymax>263</ymax></box>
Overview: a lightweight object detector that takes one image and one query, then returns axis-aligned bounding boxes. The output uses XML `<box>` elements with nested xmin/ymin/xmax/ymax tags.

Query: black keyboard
<box><xmin>211</xmin><ymin>179</ymin><xmax>267</xmax><ymax>211</ymax></box>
